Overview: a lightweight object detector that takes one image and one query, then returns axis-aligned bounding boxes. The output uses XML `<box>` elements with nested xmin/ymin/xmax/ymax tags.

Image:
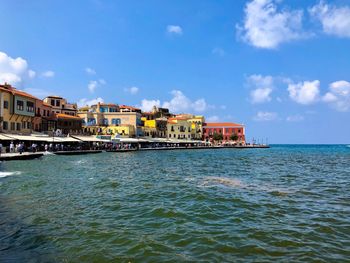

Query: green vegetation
<box><xmin>230</xmin><ymin>133</ymin><xmax>238</xmax><ymax>141</ymax></box>
<box><xmin>213</xmin><ymin>132</ymin><xmax>223</xmax><ymax>141</ymax></box>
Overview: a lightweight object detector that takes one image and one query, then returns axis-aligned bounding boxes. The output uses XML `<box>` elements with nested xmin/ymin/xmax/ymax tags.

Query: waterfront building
<box><xmin>0</xmin><ymin>83</ymin><xmax>37</xmax><ymax>135</ymax></box>
<box><xmin>43</xmin><ymin>95</ymin><xmax>78</xmax><ymax>116</ymax></box>
<box><xmin>33</xmin><ymin>99</ymin><xmax>55</xmax><ymax>133</ymax></box>
<box><xmin>78</xmin><ymin>102</ymin><xmax>143</xmax><ymax>137</ymax></box>
<box><xmin>202</xmin><ymin>122</ymin><xmax>245</xmax><ymax>143</ymax></box>
<box><xmin>142</xmin><ymin>106</ymin><xmax>173</xmax><ymax>120</ymax></box>
<box><xmin>142</xmin><ymin>117</ymin><xmax>167</xmax><ymax>138</ymax></box>
<box><xmin>55</xmin><ymin>113</ymin><xmax>83</xmax><ymax>135</ymax></box>
<box><xmin>176</xmin><ymin>114</ymin><xmax>205</xmax><ymax>140</ymax></box>
<box><xmin>167</xmin><ymin>117</ymin><xmax>199</xmax><ymax>140</ymax></box>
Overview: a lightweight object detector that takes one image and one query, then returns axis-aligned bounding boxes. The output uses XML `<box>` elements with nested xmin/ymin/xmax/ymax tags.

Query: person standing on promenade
<box><xmin>18</xmin><ymin>142</ymin><xmax>23</xmax><ymax>154</ymax></box>
<box><xmin>0</xmin><ymin>142</ymin><xmax>3</xmax><ymax>156</ymax></box>
<box><xmin>44</xmin><ymin>144</ymin><xmax>48</xmax><ymax>152</ymax></box>
<box><xmin>10</xmin><ymin>141</ymin><xmax>14</xmax><ymax>153</ymax></box>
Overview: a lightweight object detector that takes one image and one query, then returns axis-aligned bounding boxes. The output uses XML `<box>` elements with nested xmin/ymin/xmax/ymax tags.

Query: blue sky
<box><xmin>0</xmin><ymin>0</ymin><xmax>350</xmax><ymax>143</ymax></box>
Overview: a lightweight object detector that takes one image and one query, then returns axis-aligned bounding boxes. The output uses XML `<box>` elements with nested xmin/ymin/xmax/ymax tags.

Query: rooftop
<box><xmin>204</xmin><ymin>122</ymin><xmax>244</xmax><ymax>127</ymax></box>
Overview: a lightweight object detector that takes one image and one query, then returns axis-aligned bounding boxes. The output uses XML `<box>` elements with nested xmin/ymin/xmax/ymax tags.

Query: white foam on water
<box><xmin>200</xmin><ymin>176</ymin><xmax>245</xmax><ymax>188</ymax></box>
<box><xmin>0</xmin><ymin>171</ymin><xmax>21</xmax><ymax>178</ymax></box>
<box><xmin>43</xmin><ymin>151</ymin><xmax>54</xmax><ymax>155</ymax></box>
<box><xmin>74</xmin><ymin>159</ymin><xmax>87</xmax><ymax>165</ymax></box>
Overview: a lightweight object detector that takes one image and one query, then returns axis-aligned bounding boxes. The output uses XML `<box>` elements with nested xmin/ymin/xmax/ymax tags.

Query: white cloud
<box><xmin>286</xmin><ymin>114</ymin><xmax>304</xmax><ymax>122</ymax></box>
<box><xmin>288</xmin><ymin>80</ymin><xmax>320</xmax><ymax>105</ymax></box>
<box><xmin>162</xmin><ymin>90</ymin><xmax>208</xmax><ymax>113</ymax></box>
<box><xmin>41</xmin><ymin>70</ymin><xmax>55</xmax><ymax>78</ymax></box>
<box><xmin>139</xmin><ymin>90</ymin><xmax>211</xmax><ymax>113</ymax></box>
<box><xmin>212</xmin><ymin>47</ymin><xmax>225</xmax><ymax>56</ymax></box>
<box><xmin>85</xmin><ymin>67</ymin><xmax>96</xmax><ymax>75</ymax></box>
<box><xmin>254</xmin><ymin>111</ymin><xmax>278</xmax><ymax>121</ymax></box>
<box><xmin>98</xmin><ymin>79</ymin><xmax>106</xmax><ymax>85</ymax></box>
<box><xmin>124</xmin><ymin>86</ymin><xmax>139</xmax><ymax>95</ymax></box>
<box><xmin>206</xmin><ymin>115</ymin><xmax>220</xmax><ymax>122</ymax></box>
<box><xmin>310</xmin><ymin>1</ymin><xmax>350</xmax><ymax>38</ymax></box>
<box><xmin>88</xmin><ymin>79</ymin><xmax>106</xmax><ymax>93</ymax></box>
<box><xmin>77</xmin><ymin>97</ymin><xmax>104</xmax><ymax>108</ymax></box>
<box><xmin>237</xmin><ymin>0</ymin><xmax>306</xmax><ymax>49</ymax></box>
<box><xmin>28</xmin><ymin>70</ymin><xmax>36</xmax><ymax>78</ymax></box>
<box><xmin>0</xmin><ymin>51</ymin><xmax>35</xmax><ymax>86</ymax></box>
<box><xmin>247</xmin><ymin>74</ymin><xmax>274</xmax><ymax>103</ymax></box>
<box><xmin>167</xmin><ymin>25</ymin><xmax>183</xmax><ymax>35</ymax></box>
<box><xmin>139</xmin><ymin>99</ymin><xmax>161</xmax><ymax>112</ymax></box>
<box><xmin>323</xmin><ymin>80</ymin><xmax>350</xmax><ymax>111</ymax></box>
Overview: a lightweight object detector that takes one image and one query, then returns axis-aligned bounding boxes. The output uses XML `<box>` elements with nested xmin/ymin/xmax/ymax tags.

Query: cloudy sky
<box><xmin>0</xmin><ymin>0</ymin><xmax>350</xmax><ymax>143</ymax></box>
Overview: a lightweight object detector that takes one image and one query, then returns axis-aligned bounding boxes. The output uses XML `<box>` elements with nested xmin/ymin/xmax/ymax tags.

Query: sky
<box><xmin>0</xmin><ymin>0</ymin><xmax>350</xmax><ymax>144</ymax></box>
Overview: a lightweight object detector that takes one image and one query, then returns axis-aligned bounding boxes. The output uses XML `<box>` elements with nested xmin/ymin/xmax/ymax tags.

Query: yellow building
<box><xmin>77</xmin><ymin>102</ymin><xmax>143</xmax><ymax>137</ymax></box>
<box><xmin>0</xmin><ymin>84</ymin><xmax>37</xmax><ymax>135</ymax></box>
<box><xmin>142</xmin><ymin>118</ymin><xmax>167</xmax><ymax>138</ymax></box>
<box><xmin>167</xmin><ymin>117</ymin><xmax>194</xmax><ymax>140</ymax></box>
<box><xmin>171</xmin><ymin>114</ymin><xmax>204</xmax><ymax>140</ymax></box>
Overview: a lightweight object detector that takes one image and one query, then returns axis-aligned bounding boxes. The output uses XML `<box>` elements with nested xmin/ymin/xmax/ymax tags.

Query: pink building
<box><xmin>202</xmin><ymin>122</ymin><xmax>245</xmax><ymax>143</ymax></box>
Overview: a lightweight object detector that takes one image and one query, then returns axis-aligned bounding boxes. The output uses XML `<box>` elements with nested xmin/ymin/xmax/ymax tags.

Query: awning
<box><xmin>1</xmin><ymin>134</ymin><xmax>49</xmax><ymax>141</ymax></box>
<box><xmin>0</xmin><ymin>134</ymin><xmax>13</xmax><ymax>140</ymax></box>
<box><xmin>0</xmin><ymin>134</ymin><xmax>81</xmax><ymax>143</ymax></box>
<box><xmin>71</xmin><ymin>135</ymin><xmax>110</xmax><ymax>142</ymax></box>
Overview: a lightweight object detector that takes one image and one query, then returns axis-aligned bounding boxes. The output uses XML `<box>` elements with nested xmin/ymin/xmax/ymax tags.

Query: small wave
<box><xmin>74</xmin><ymin>160</ymin><xmax>87</xmax><ymax>165</ymax></box>
<box><xmin>201</xmin><ymin>176</ymin><xmax>245</xmax><ymax>188</ymax></box>
<box><xmin>0</xmin><ymin>171</ymin><xmax>21</xmax><ymax>178</ymax></box>
<box><xmin>43</xmin><ymin>151</ymin><xmax>54</xmax><ymax>155</ymax></box>
<box><xmin>346</xmin><ymin>145</ymin><xmax>350</xmax><ymax>148</ymax></box>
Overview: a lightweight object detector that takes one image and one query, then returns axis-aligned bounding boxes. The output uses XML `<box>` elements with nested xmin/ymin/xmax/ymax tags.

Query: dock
<box><xmin>53</xmin><ymin>150</ymin><xmax>102</xmax><ymax>155</ymax></box>
<box><xmin>106</xmin><ymin>149</ymin><xmax>138</xmax><ymax>153</ymax></box>
<box><xmin>0</xmin><ymin>152</ymin><xmax>44</xmax><ymax>161</ymax></box>
<box><xmin>138</xmin><ymin>145</ymin><xmax>270</xmax><ymax>151</ymax></box>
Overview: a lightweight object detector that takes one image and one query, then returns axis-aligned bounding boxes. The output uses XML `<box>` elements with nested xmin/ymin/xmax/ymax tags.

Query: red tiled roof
<box><xmin>56</xmin><ymin>113</ymin><xmax>82</xmax><ymax>120</ymax></box>
<box><xmin>204</xmin><ymin>122</ymin><xmax>244</xmax><ymax>127</ymax></box>
<box><xmin>120</xmin><ymin>105</ymin><xmax>140</xmax><ymax>110</ymax></box>
<box><xmin>0</xmin><ymin>84</ymin><xmax>39</xmax><ymax>100</ymax></box>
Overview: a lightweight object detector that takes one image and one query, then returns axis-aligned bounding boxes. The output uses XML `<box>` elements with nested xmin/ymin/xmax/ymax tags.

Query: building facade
<box><xmin>78</xmin><ymin>102</ymin><xmax>143</xmax><ymax>137</ymax></box>
<box><xmin>167</xmin><ymin>117</ymin><xmax>198</xmax><ymax>140</ymax></box>
<box><xmin>202</xmin><ymin>122</ymin><xmax>245</xmax><ymax>143</ymax></box>
<box><xmin>0</xmin><ymin>84</ymin><xmax>37</xmax><ymax>134</ymax></box>
<box><xmin>43</xmin><ymin>95</ymin><xmax>78</xmax><ymax>116</ymax></box>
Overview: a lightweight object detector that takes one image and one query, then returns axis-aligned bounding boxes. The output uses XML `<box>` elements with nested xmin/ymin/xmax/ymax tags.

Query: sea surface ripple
<box><xmin>0</xmin><ymin>145</ymin><xmax>350</xmax><ymax>262</ymax></box>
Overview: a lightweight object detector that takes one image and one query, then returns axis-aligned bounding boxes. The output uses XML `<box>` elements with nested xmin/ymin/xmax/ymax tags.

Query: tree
<box><xmin>230</xmin><ymin>133</ymin><xmax>238</xmax><ymax>141</ymax></box>
<box><xmin>213</xmin><ymin>132</ymin><xmax>223</xmax><ymax>141</ymax></box>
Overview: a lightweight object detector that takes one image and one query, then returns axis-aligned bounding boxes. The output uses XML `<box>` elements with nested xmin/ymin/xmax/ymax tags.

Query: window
<box><xmin>56</xmin><ymin>100</ymin><xmax>60</xmax><ymax>107</ymax></box>
<box><xmin>111</xmin><ymin>118</ymin><xmax>121</xmax><ymax>125</ymax></box>
<box><xmin>16</xmin><ymin>123</ymin><xmax>21</xmax><ymax>131</ymax></box>
<box><xmin>27</xmin><ymin>122</ymin><xmax>32</xmax><ymax>129</ymax></box>
<box><xmin>17</xmin><ymin>100</ymin><xmax>24</xmax><ymax>111</ymax></box>
<box><xmin>3</xmin><ymin>100</ymin><xmax>8</xmax><ymax>109</ymax></box>
<box><xmin>3</xmin><ymin>121</ymin><xmax>8</xmax><ymax>130</ymax></box>
<box><xmin>43</xmin><ymin>109</ymin><xmax>46</xmax><ymax>116</ymax></box>
<box><xmin>11</xmin><ymin>122</ymin><xmax>15</xmax><ymax>130</ymax></box>
<box><xmin>87</xmin><ymin>118</ymin><xmax>96</xmax><ymax>125</ymax></box>
<box><xmin>102</xmin><ymin>118</ymin><xmax>109</xmax><ymax>125</ymax></box>
<box><xmin>27</xmin><ymin>101</ymin><xmax>34</xmax><ymax>112</ymax></box>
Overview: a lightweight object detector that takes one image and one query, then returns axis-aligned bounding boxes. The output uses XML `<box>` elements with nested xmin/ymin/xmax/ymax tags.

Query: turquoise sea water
<box><xmin>0</xmin><ymin>145</ymin><xmax>350</xmax><ymax>262</ymax></box>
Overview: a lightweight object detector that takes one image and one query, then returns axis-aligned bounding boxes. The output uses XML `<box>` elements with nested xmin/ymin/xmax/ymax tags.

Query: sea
<box><xmin>0</xmin><ymin>145</ymin><xmax>349</xmax><ymax>262</ymax></box>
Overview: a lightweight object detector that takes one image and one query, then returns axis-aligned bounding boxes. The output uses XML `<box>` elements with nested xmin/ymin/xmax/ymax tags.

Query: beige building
<box><xmin>77</xmin><ymin>102</ymin><xmax>143</xmax><ymax>137</ymax></box>
<box><xmin>43</xmin><ymin>95</ymin><xmax>77</xmax><ymax>116</ymax></box>
<box><xmin>0</xmin><ymin>83</ymin><xmax>37</xmax><ymax>135</ymax></box>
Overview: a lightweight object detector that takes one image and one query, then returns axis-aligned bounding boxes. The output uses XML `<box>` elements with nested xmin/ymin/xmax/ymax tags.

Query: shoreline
<box><xmin>0</xmin><ymin>145</ymin><xmax>269</xmax><ymax>161</ymax></box>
